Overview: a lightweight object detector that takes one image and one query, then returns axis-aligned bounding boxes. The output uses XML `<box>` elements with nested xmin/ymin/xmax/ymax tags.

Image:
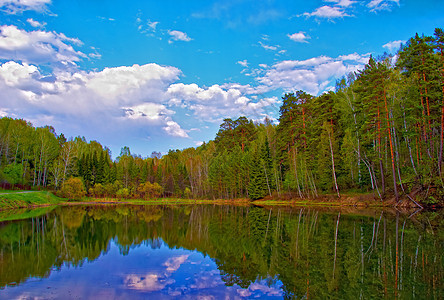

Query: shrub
<box><xmin>89</xmin><ymin>183</ymin><xmax>106</xmax><ymax>198</ymax></box>
<box><xmin>60</xmin><ymin>177</ymin><xmax>86</xmax><ymax>200</ymax></box>
<box><xmin>137</xmin><ymin>182</ymin><xmax>163</xmax><ymax>199</ymax></box>
<box><xmin>116</xmin><ymin>188</ymin><xmax>130</xmax><ymax>199</ymax></box>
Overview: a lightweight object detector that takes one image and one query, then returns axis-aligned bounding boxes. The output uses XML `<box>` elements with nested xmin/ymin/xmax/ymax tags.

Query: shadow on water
<box><xmin>0</xmin><ymin>204</ymin><xmax>442</xmax><ymax>299</ymax></box>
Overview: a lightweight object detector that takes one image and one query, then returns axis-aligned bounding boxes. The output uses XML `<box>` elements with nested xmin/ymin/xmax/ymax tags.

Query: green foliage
<box><xmin>248</xmin><ymin>148</ymin><xmax>268</xmax><ymax>200</ymax></box>
<box><xmin>60</xmin><ymin>177</ymin><xmax>86</xmax><ymax>200</ymax></box>
<box><xmin>116</xmin><ymin>188</ymin><xmax>130</xmax><ymax>199</ymax></box>
<box><xmin>89</xmin><ymin>183</ymin><xmax>106</xmax><ymax>198</ymax></box>
<box><xmin>137</xmin><ymin>181</ymin><xmax>163</xmax><ymax>199</ymax></box>
<box><xmin>0</xmin><ymin>191</ymin><xmax>63</xmax><ymax>210</ymax></box>
<box><xmin>1</xmin><ymin>163</ymin><xmax>24</xmax><ymax>185</ymax></box>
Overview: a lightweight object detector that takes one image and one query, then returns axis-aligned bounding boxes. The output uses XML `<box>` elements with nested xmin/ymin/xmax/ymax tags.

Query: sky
<box><xmin>0</xmin><ymin>0</ymin><xmax>443</xmax><ymax>158</ymax></box>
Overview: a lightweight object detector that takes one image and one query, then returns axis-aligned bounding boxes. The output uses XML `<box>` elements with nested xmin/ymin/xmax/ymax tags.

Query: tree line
<box><xmin>0</xmin><ymin>28</ymin><xmax>443</xmax><ymax>204</ymax></box>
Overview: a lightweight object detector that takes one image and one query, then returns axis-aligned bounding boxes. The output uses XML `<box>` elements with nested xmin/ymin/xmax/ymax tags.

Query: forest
<box><xmin>1</xmin><ymin>28</ymin><xmax>444</xmax><ymax>205</ymax></box>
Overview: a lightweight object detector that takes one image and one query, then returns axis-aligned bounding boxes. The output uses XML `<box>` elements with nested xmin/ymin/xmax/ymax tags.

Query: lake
<box><xmin>0</xmin><ymin>205</ymin><xmax>442</xmax><ymax>299</ymax></box>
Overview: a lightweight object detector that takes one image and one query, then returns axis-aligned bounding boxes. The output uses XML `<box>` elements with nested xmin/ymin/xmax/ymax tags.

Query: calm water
<box><xmin>0</xmin><ymin>205</ymin><xmax>442</xmax><ymax>299</ymax></box>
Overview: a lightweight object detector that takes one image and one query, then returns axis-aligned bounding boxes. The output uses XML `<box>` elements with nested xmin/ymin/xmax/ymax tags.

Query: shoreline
<box><xmin>0</xmin><ymin>190</ymin><xmax>436</xmax><ymax>213</ymax></box>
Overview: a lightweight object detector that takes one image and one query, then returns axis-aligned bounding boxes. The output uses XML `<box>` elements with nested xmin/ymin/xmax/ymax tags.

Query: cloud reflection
<box><xmin>124</xmin><ymin>273</ymin><xmax>174</xmax><ymax>292</ymax></box>
<box><xmin>163</xmin><ymin>254</ymin><xmax>189</xmax><ymax>272</ymax></box>
<box><xmin>124</xmin><ymin>254</ymin><xmax>189</xmax><ymax>292</ymax></box>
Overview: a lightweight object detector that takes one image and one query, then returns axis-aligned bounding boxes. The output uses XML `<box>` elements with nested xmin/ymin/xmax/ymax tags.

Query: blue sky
<box><xmin>0</xmin><ymin>0</ymin><xmax>443</xmax><ymax>158</ymax></box>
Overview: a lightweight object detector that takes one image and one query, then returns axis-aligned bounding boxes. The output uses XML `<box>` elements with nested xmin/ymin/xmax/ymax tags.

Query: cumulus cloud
<box><xmin>163</xmin><ymin>119</ymin><xmax>189</xmax><ymax>138</ymax></box>
<box><xmin>0</xmin><ymin>25</ymin><xmax>84</xmax><ymax>67</ymax></box>
<box><xmin>168</xmin><ymin>30</ymin><xmax>192</xmax><ymax>43</ymax></box>
<box><xmin>0</xmin><ymin>58</ymin><xmax>276</xmax><ymax>144</ymax></box>
<box><xmin>0</xmin><ymin>60</ymin><xmax>38</xmax><ymax>86</ymax></box>
<box><xmin>0</xmin><ymin>0</ymin><xmax>51</xmax><ymax>14</ymax></box>
<box><xmin>288</xmin><ymin>31</ymin><xmax>310</xmax><ymax>43</ymax></box>
<box><xmin>382</xmin><ymin>40</ymin><xmax>404</xmax><ymax>53</ymax></box>
<box><xmin>256</xmin><ymin>53</ymin><xmax>370</xmax><ymax>95</ymax></box>
<box><xmin>167</xmin><ymin>83</ymin><xmax>278</xmax><ymax>121</ymax></box>
<box><xmin>0</xmin><ymin>61</ymin><xmax>187</xmax><ymax>140</ymax></box>
<box><xmin>85</xmin><ymin>63</ymin><xmax>180</xmax><ymax>100</ymax></box>
<box><xmin>123</xmin><ymin>103</ymin><xmax>174</xmax><ymax>121</ymax></box>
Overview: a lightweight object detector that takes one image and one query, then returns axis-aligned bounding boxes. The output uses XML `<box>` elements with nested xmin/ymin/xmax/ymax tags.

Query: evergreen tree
<box><xmin>248</xmin><ymin>148</ymin><xmax>267</xmax><ymax>200</ymax></box>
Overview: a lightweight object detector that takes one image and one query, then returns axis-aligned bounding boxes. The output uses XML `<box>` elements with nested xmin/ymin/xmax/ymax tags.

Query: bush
<box><xmin>89</xmin><ymin>183</ymin><xmax>106</xmax><ymax>198</ymax></box>
<box><xmin>60</xmin><ymin>177</ymin><xmax>86</xmax><ymax>200</ymax></box>
<box><xmin>184</xmin><ymin>187</ymin><xmax>192</xmax><ymax>199</ymax></box>
<box><xmin>1</xmin><ymin>163</ymin><xmax>24</xmax><ymax>185</ymax></box>
<box><xmin>116</xmin><ymin>188</ymin><xmax>130</xmax><ymax>199</ymax></box>
<box><xmin>137</xmin><ymin>182</ymin><xmax>163</xmax><ymax>199</ymax></box>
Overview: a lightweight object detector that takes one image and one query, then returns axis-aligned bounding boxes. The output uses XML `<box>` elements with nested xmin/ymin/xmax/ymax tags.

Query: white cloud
<box><xmin>288</xmin><ymin>31</ymin><xmax>310</xmax><ymax>43</ymax></box>
<box><xmin>163</xmin><ymin>255</ymin><xmax>189</xmax><ymax>272</ymax></box>
<box><xmin>237</xmin><ymin>60</ymin><xmax>248</xmax><ymax>68</ymax></box>
<box><xmin>89</xmin><ymin>52</ymin><xmax>101</xmax><ymax>59</ymax></box>
<box><xmin>382</xmin><ymin>40</ymin><xmax>404</xmax><ymax>53</ymax></box>
<box><xmin>123</xmin><ymin>103</ymin><xmax>174</xmax><ymax>121</ymax></box>
<box><xmin>0</xmin><ymin>61</ymin><xmax>38</xmax><ymax>86</ymax></box>
<box><xmin>259</xmin><ymin>41</ymin><xmax>278</xmax><ymax>51</ymax></box>
<box><xmin>85</xmin><ymin>63</ymin><xmax>180</xmax><ymax>100</ymax></box>
<box><xmin>324</xmin><ymin>0</ymin><xmax>356</xmax><ymax>7</ymax></box>
<box><xmin>0</xmin><ymin>61</ymin><xmax>186</xmax><ymax>139</ymax></box>
<box><xmin>124</xmin><ymin>255</ymin><xmax>190</xmax><ymax>293</ymax></box>
<box><xmin>167</xmin><ymin>83</ymin><xmax>278</xmax><ymax>121</ymax></box>
<box><xmin>98</xmin><ymin>16</ymin><xmax>115</xmax><ymax>22</ymax></box>
<box><xmin>304</xmin><ymin>0</ymin><xmax>397</xmax><ymax>19</ymax></box>
<box><xmin>125</xmin><ymin>273</ymin><xmax>171</xmax><ymax>292</ymax></box>
<box><xmin>26</xmin><ymin>18</ymin><xmax>46</xmax><ymax>28</ymax></box>
<box><xmin>0</xmin><ymin>0</ymin><xmax>51</xmax><ymax>14</ymax></box>
<box><xmin>168</xmin><ymin>30</ymin><xmax>192</xmax><ymax>43</ymax></box>
<box><xmin>148</xmin><ymin>21</ymin><xmax>159</xmax><ymax>31</ymax></box>
<box><xmin>367</xmin><ymin>0</ymin><xmax>400</xmax><ymax>11</ymax></box>
<box><xmin>0</xmin><ymin>108</ymin><xmax>8</xmax><ymax>117</ymax></box>
<box><xmin>303</xmin><ymin>5</ymin><xmax>349</xmax><ymax>18</ymax></box>
<box><xmin>256</xmin><ymin>53</ymin><xmax>370</xmax><ymax>95</ymax></box>
<box><xmin>163</xmin><ymin>119</ymin><xmax>189</xmax><ymax>138</ymax></box>
<box><xmin>0</xmin><ymin>25</ymin><xmax>84</xmax><ymax>67</ymax></box>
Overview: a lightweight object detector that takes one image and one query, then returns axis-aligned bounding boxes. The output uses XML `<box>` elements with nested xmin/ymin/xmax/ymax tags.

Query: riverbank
<box><xmin>0</xmin><ymin>190</ymin><xmax>253</xmax><ymax>211</ymax></box>
<box><xmin>0</xmin><ymin>189</ymin><xmax>431</xmax><ymax>212</ymax></box>
<box><xmin>0</xmin><ymin>191</ymin><xmax>64</xmax><ymax>210</ymax></box>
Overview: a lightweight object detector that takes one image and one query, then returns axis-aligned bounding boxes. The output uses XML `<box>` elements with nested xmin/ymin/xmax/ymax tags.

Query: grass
<box><xmin>0</xmin><ymin>191</ymin><xmax>64</xmax><ymax>210</ymax></box>
<box><xmin>0</xmin><ymin>206</ymin><xmax>57</xmax><ymax>222</ymax></box>
<box><xmin>0</xmin><ymin>189</ymin><xmax>394</xmax><ymax>215</ymax></box>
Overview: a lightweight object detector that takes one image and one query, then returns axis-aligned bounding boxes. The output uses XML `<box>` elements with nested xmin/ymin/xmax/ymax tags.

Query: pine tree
<box><xmin>248</xmin><ymin>147</ymin><xmax>267</xmax><ymax>200</ymax></box>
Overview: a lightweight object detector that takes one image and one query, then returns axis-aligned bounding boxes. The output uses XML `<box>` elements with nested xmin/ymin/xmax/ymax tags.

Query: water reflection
<box><xmin>0</xmin><ymin>205</ymin><xmax>442</xmax><ymax>299</ymax></box>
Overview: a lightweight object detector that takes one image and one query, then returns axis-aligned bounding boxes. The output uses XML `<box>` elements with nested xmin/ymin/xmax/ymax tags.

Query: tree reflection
<box><xmin>0</xmin><ymin>205</ymin><xmax>442</xmax><ymax>299</ymax></box>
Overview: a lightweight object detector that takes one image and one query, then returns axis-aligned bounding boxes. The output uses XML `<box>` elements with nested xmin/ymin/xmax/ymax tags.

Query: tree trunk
<box><xmin>383</xmin><ymin>88</ymin><xmax>399</xmax><ymax>201</ymax></box>
<box><xmin>292</xmin><ymin>147</ymin><xmax>303</xmax><ymax>198</ymax></box>
<box><xmin>328</xmin><ymin>126</ymin><xmax>340</xmax><ymax>198</ymax></box>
